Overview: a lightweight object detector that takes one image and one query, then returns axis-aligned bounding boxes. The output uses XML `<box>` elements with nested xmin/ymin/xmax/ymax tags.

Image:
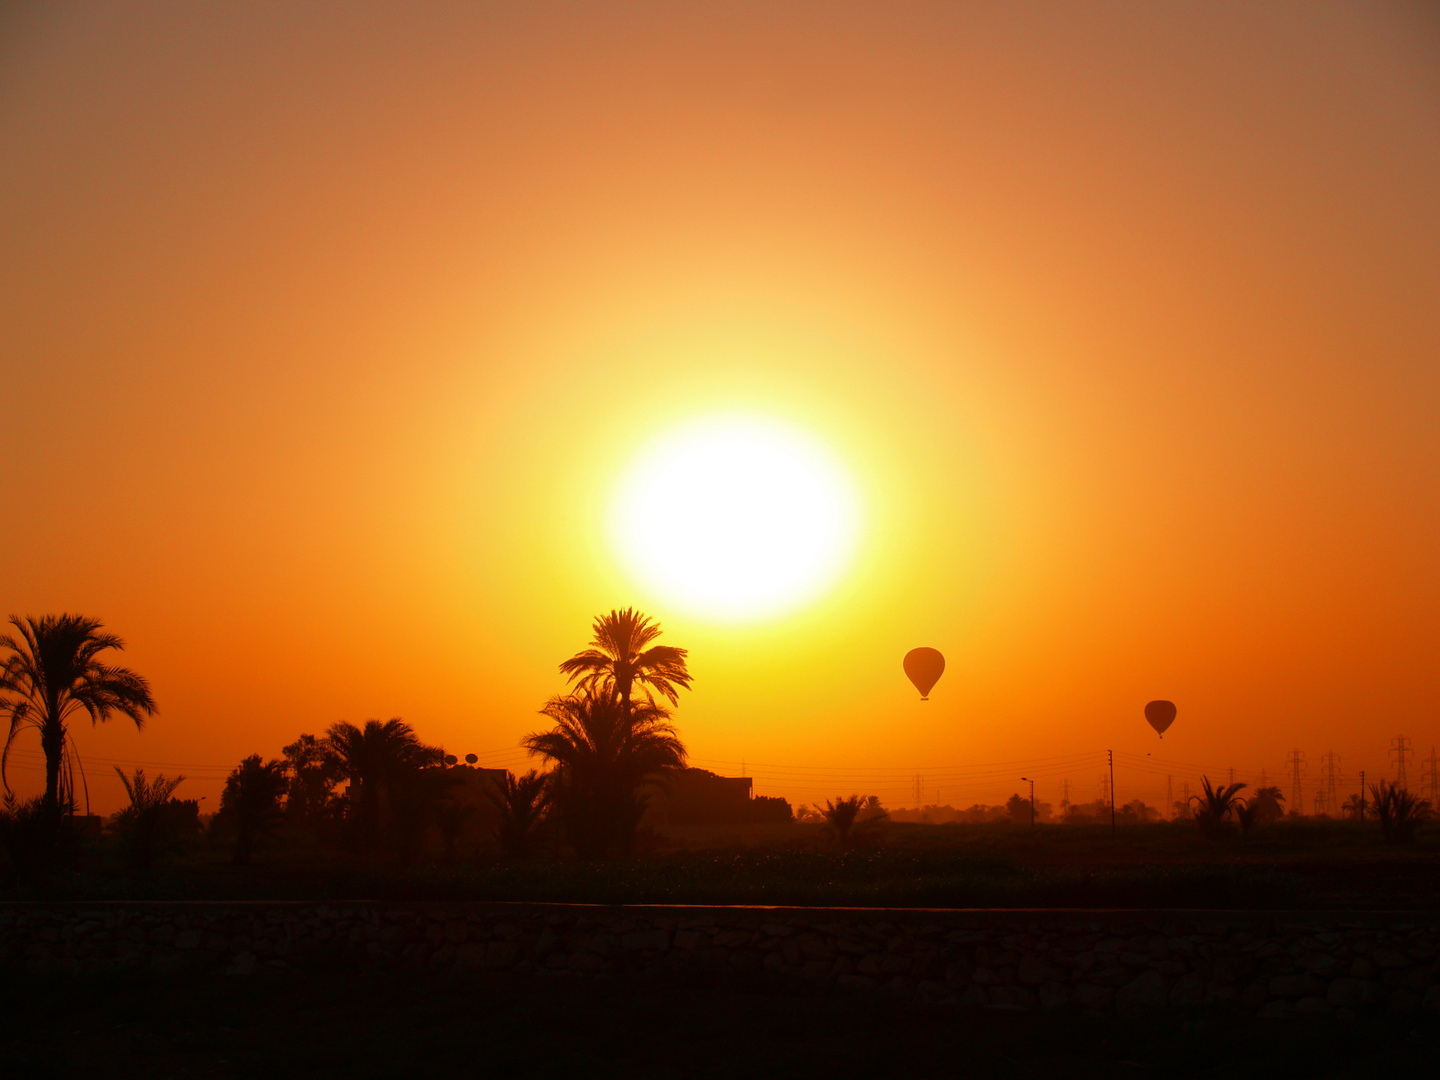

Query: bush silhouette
<box><xmin>1368</xmin><ymin>780</ymin><xmax>1431</xmax><ymax>842</ymax></box>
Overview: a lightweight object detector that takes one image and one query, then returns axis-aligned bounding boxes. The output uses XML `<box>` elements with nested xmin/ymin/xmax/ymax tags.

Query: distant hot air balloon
<box><xmin>1145</xmin><ymin>700</ymin><xmax>1177</xmax><ymax>738</ymax></box>
<box><xmin>904</xmin><ymin>648</ymin><xmax>945</xmax><ymax>700</ymax></box>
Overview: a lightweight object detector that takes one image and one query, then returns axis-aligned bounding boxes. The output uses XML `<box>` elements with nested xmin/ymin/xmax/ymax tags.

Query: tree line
<box><xmin>0</xmin><ymin>608</ymin><xmax>702</xmax><ymax>871</ymax></box>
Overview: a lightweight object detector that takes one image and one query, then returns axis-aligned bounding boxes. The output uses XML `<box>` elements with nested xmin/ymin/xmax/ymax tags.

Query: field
<box><xmin>6</xmin><ymin>818</ymin><xmax>1438</xmax><ymax>909</ymax></box>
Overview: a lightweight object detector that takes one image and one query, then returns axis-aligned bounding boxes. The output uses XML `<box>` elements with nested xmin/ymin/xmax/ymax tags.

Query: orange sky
<box><xmin>3</xmin><ymin>2</ymin><xmax>1438</xmax><ymax>815</ymax></box>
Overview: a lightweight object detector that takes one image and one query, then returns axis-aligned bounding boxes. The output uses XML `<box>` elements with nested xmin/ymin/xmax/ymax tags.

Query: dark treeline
<box><xmin>1</xmin><ymin>610</ymin><xmax>1434</xmax><ymax>889</ymax></box>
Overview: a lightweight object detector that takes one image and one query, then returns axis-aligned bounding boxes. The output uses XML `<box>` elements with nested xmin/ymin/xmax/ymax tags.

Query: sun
<box><xmin>608</xmin><ymin>414</ymin><xmax>862</xmax><ymax>622</ymax></box>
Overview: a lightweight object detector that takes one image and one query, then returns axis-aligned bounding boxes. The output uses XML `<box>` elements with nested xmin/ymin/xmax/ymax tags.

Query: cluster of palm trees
<box><xmin>0</xmin><ymin>607</ymin><xmax>698</xmax><ymax>866</ymax></box>
<box><xmin>1189</xmin><ymin>775</ymin><xmax>1431</xmax><ymax>841</ymax></box>
<box><xmin>520</xmin><ymin>608</ymin><xmax>692</xmax><ymax>859</ymax></box>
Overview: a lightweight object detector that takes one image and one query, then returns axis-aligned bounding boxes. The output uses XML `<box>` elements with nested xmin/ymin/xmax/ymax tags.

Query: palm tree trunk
<box><xmin>42</xmin><ymin>722</ymin><xmax>63</xmax><ymax>815</ymax></box>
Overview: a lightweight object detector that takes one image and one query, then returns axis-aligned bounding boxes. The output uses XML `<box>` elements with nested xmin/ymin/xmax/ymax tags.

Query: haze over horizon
<box><xmin>3</xmin><ymin>1</ymin><xmax>1437</xmax><ymax>815</ymax></box>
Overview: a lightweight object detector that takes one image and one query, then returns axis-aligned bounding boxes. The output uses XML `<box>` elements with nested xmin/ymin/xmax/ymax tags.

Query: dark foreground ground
<box><xmin>4</xmin><ymin>966</ymin><xmax>1435</xmax><ymax>1080</ymax></box>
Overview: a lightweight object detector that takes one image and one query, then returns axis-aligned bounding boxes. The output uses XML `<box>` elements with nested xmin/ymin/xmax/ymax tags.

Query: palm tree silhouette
<box><xmin>487</xmin><ymin>769</ymin><xmax>551</xmax><ymax>858</ymax></box>
<box><xmin>1189</xmin><ymin>776</ymin><xmax>1247</xmax><ymax>839</ymax></box>
<box><xmin>325</xmin><ymin>718</ymin><xmax>443</xmax><ymax>849</ymax></box>
<box><xmin>112</xmin><ymin>766</ymin><xmax>184</xmax><ymax>869</ymax></box>
<box><xmin>0</xmin><ymin>614</ymin><xmax>157</xmax><ymax>815</ymax></box>
<box><xmin>558</xmin><ymin>608</ymin><xmax>692</xmax><ymax>710</ymax></box>
<box><xmin>218</xmin><ymin>755</ymin><xmax>287</xmax><ymax>865</ymax></box>
<box><xmin>523</xmin><ymin>692</ymin><xmax>686</xmax><ymax>858</ymax></box>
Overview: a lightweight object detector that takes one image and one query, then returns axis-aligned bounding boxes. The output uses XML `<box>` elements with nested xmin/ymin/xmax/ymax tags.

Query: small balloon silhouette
<box><xmin>1145</xmin><ymin>700</ymin><xmax>1177</xmax><ymax>738</ymax></box>
<box><xmin>904</xmin><ymin>648</ymin><xmax>945</xmax><ymax>700</ymax></box>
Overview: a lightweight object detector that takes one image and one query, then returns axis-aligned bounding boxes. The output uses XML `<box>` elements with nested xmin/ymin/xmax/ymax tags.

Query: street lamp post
<box><xmin>1020</xmin><ymin>777</ymin><xmax>1035</xmax><ymax>827</ymax></box>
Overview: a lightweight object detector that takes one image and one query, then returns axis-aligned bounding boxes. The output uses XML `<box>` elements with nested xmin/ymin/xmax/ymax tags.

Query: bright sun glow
<box><xmin>609</xmin><ymin>414</ymin><xmax>862</xmax><ymax>622</ymax></box>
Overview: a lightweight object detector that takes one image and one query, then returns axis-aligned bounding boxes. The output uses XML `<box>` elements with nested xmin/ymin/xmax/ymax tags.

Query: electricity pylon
<box><xmin>1391</xmin><ymin>735</ymin><xmax>1413</xmax><ymax>788</ymax></box>
<box><xmin>1286</xmin><ymin>749</ymin><xmax>1307</xmax><ymax>816</ymax></box>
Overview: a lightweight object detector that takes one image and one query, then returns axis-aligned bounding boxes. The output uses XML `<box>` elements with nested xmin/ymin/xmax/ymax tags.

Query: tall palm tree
<box><xmin>523</xmin><ymin>691</ymin><xmax>686</xmax><ymax>858</ymax></box>
<box><xmin>558</xmin><ymin>608</ymin><xmax>692</xmax><ymax>710</ymax></box>
<box><xmin>325</xmin><ymin>718</ymin><xmax>443</xmax><ymax>849</ymax></box>
<box><xmin>0</xmin><ymin>614</ymin><xmax>157</xmax><ymax>814</ymax></box>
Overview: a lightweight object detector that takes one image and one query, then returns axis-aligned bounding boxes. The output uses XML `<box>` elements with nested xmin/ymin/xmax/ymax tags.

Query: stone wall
<box><xmin>4</xmin><ymin>903</ymin><xmax>1438</xmax><ymax>1020</ymax></box>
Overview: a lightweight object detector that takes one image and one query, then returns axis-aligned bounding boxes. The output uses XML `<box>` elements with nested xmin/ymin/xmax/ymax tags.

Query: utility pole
<box><xmin>1228</xmin><ymin>767</ymin><xmax>1235</xmax><ymax>787</ymax></box>
<box><xmin>1108</xmin><ymin>749</ymin><xmax>1116</xmax><ymax>837</ymax></box>
<box><xmin>1359</xmin><ymin>770</ymin><xmax>1365</xmax><ymax>822</ymax></box>
<box><xmin>1020</xmin><ymin>777</ymin><xmax>1035</xmax><ymax>827</ymax></box>
<box><xmin>1181</xmin><ymin>780</ymin><xmax>1191</xmax><ymax>819</ymax></box>
<box><xmin>914</xmin><ymin>773</ymin><xmax>923</xmax><ymax>808</ymax></box>
<box><xmin>1423</xmin><ymin>749</ymin><xmax>1440</xmax><ymax>807</ymax></box>
<box><xmin>1286</xmin><ymin>749</ymin><xmax>1306</xmax><ymax>816</ymax></box>
<box><xmin>1391</xmin><ymin>735</ymin><xmax>1413</xmax><ymax>788</ymax></box>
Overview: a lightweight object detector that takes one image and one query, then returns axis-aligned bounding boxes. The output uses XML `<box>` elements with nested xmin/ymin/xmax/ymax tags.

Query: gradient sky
<box><xmin>3</xmin><ymin>1</ymin><xmax>1437</xmax><ymax>815</ymax></box>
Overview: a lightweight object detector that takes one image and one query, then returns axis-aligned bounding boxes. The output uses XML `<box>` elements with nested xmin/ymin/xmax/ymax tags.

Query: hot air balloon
<box><xmin>904</xmin><ymin>648</ymin><xmax>945</xmax><ymax>700</ymax></box>
<box><xmin>1145</xmin><ymin>700</ymin><xmax>1177</xmax><ymax>738</ymax></box>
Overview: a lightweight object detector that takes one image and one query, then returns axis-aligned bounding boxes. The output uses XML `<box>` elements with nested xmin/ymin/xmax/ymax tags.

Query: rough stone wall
<box><xmin>3</xmin><ymin>904</ymin><xmax>1438</xmax><ymax>1020</ymax></box>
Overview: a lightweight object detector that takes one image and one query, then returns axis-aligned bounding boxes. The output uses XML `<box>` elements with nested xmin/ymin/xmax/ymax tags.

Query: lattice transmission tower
<box><xmin>1319</xmin><ymin>751</ymin><xmax>1341</xmax><ymax>817</ymax></box>
<box><xmin>1422</xmin><ymin>748</ymin><xmax>1439</xmax><ymax>807</ymax></box>
<box><xmin>1391</xmin><ymin>735</ymin><xmax>1414</xmax><ymax>788</ymax></box>
<box><xmin>1286</xmin><ymin>749</ymin><xmax>1307</xmax><ymax>816</ymax></box>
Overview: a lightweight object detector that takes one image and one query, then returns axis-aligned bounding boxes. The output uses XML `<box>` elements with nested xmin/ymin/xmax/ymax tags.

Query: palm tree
<box><xmin>1341</xmin><ymin>793</ymin><xmax>1364</xmax><ymax>821</ymax></box>
<box><xmin>1250</xmin><ymin>785</ymin><xmax>1286</xmax><ymax>823</ymax></box>
<box><xmin>558</xmin><ymin>608</ymin><xmax>692</xmax><ymax>710</ymax></box>
<box><xmin>112</xmin><ymin>767</ymin><xmax>185</xmax><ymax>870</ymax></box>
<box><xmin>325</xmin><ymin>718</ymin><xmax>443</xmax><ymax>849</ymax></box>
<box><xmin>1189</xmin><ymin>776</ymin><xmax>1247</xmax><ymax>839</ymax></box>
<box><xmin>487</xmin><ymin>769</ymin><xmax>551</xmax><ymax>859</ymax></box>
<box><xmin>820</xmin><ymin>794</ymin><xmax>888</xmax><ymax>846</ymax></box>
<box><xmin>217</xmin><ymin>755</ymin><xmax>288</xmax><ymax>865</ymax></box>
<box><xmin>1368</xmin><ymin>780</ymin><xmax>1431</xmax><ymax>843</ymax></box>
<box><xmin>523</xmin><ymin>691</ymin><xmax>686</xmax><ymax>858</ymax></box>
<box><xmin>0</xmin><ymin>614</ymin><xmax>157</xmax><ymax>815</ymax></box>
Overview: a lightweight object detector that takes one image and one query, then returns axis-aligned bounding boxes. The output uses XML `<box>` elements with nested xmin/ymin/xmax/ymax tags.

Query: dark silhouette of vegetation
<box><xmin>0</xmin><ymin>614</ymin><xmax>157</xmax><ymax>815</ymax></box>
<box><xmin>1190</xmin><ymin>776</ymin><xmax>1247</xmax><ymax>839</ymax></box>
<box><xmin>325</xmin><ymin>719</ymin><xmax>443</xmax><ymax>850</ymax></box>
<box><xmin>0</xmin><ymin>793</ymin><xmax>75</xmax><ymax>873</ymax></box>
<box><xmin>111</xmin><ymin>767</ymin><xmax>185</xmax><ymax>870</ymax></box>
<box><xmin>1249</xmin><ymin>785</ymin><xmax>1285</xmax><ymax>823</ymax></box>
<box><xmin>1341</xmin><ymin>793</ymin><xmax>1364</xmax><ymax>820</ymax></box>
<box><xmin>389</xmin><ymin>765</ymin><xmax>460</xmax><ymax>867</ymax></box>
<box><xmin>558</xmin><ymin>608</ymin><xmax>692</xmax><ymax>710</ymax></box>
<box><xmin>216</xmin><ymin>755</ymin><xmax>288</xmax><ymax>865</ymax></box>
<box><xmin>435</xmin><ymin>795</ymin><xmax>477</xmax><ymax>862</ymax></box>
<box><xmin>281</xmin><ymin>733</ymin><xmax>341</xmax><ymax>824</ymax></box>
<box><xmin>487</xmin><ymin>769</ymin><xmax>551</xmax><ymax>858</ymax></box>
<box><xmin>822</xmin><ymin>794</ymin><xmax>887</xmax><ymax>846</ymax></box>
<box><xmin>1368</xmin><ymin>780</ymin><xmax>1431</xmax><ymax>842</ymax></box>
<box><xmin>524</xmin><ymin>692</ymin><xmax>685</xmax><ymax>858</ymax></box>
